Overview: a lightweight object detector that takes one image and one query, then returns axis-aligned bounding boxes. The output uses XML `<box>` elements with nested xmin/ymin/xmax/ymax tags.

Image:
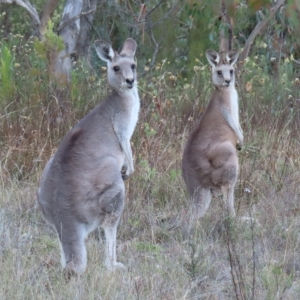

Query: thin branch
<box><xmin>250</xmin><ymin>211</ymin><xmax>256</xmax><ymax>300</ymax></box>
<box><xmin>147</xmin><ymin>0</ymin><xmax>164</xmax><ymax>16</ymax></box>
<box><xmin>83</xmin><ymin>13</ymin><xmax>102</xmax><ymax>40</ymax></box>
<box><xmin>56</xmin><ymin>8</ymin><xmax>96</xmax><ymax>33</ymax></box>
<box><xmin>148</xmin><ymin>30</ymin><xmax>160</xmax><ymax>69</ymax></box>
<box><xmin>139</xmin><ymin>29</ymin><xmax>160</xmax><ymax>78</ymax></box>
<box><xmin>238</xmin><ymin>0</ymin><xmax>286</xmax><ymax>67</ymax></box>
<box><xmin>145</xmin><ymin>3</ymin><xmax>179</xmax><ymax>29</ymax></box>
<box><xmin>108</xmin><ymin>20</ymin><xmax>115</xmax><ymax>40</ymax></box>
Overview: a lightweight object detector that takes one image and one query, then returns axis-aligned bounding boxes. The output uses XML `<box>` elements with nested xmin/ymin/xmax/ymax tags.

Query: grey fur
<box><xmin>38</xmin><ymin>38</ymin><xmax>140</xmax><ymax>275</ymax></box>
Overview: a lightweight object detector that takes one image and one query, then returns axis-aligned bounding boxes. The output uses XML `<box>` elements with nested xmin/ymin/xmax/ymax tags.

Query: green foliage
<box><xmin>0</xmin><ymin>45</ymin><xmax>15</xmax><ymax>101</ymax></box>
<box><xmin>2</xmin><ymin>0</ymin><xmax>300</xmax><ymax>78</ymax></box>
<box><xmin>169</xmin><ymin>169</ymin><xmax>180</xmax><ymax>182</ymax></box>
<box><xmin>240</xmin><ymin>49</ymin><xmax>298</xmax><ymax>119</ymax></box>
<box><xmin>0</xmin><ymin>33</ymin><xmax>99</xmax><ymax>179</ymax></box>
<box><xmin>261</xmin><ymin>263</ymin><xmax>293</xmax><ymax>299</ymax></box>
<box><xmin>138</xmin><ymin>159</ymin><xmax>157</xmax><ymax>181</ymax></box>
<box><xmin>34</xmin><ymin>20</ymin><xmax>64</xmax><ymax>61</ymax></box>
<box><xmin>184</xmin><ymin>1</ymin><xmax>219</xmax><ymax>70</ymax></box>
<box><xmin>135</xmin><ymin>242</ymin><xmax>161</xmax><ymax>253</ymax></box>
<box><xmin>248</xmin><ymin>0</ymin><xmax>273</xmax><ymax>12</ymax></box>
<box><xmin>286</xmin><ymin>0</ymin><xmax>300</xmax><ymax>32</ymax></box>
<box><xmin>143</xmin><ymin>122</ymin><xmax>157</xmax><ymax>137</ymax></box>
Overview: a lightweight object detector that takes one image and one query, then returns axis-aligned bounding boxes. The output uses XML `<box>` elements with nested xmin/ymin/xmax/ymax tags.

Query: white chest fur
<box><xmin>122</xmin><ymin>87</ymin><xmax>140</xmax><ymax>140</ymax></box>
<box><xmin>228</xmin><ymin>87</ymin><xmax>240</xmax><ymax>127</ymax></box>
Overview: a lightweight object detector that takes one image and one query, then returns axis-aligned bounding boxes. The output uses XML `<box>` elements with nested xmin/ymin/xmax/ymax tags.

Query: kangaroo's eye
<box><xmin>131</xmin><ymin>64</ymin><xmax>136</xmax><ymax>70</ymax></box>
<box><xmin>113</xmin><ymin>66</ymin><xmax>120</xmax><ymax>72</ymax></box>
<box><xmin>230</xmin><ymin>70</ymin><xmax>234</xmax><ymax>75</ymax></box>
<box><xmin>217</xmin><ymin>70</ymin><xmax>222</xmax><ymax>76</ymax></box>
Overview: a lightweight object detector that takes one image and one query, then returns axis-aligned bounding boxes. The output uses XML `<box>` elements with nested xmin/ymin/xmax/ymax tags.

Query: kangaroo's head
<box><xmin>94</xmin><ymin>38</ymin><xmax>137</xmax><ymax>92</ymax></box>
<box><xmin>206</xmin><ymin>49</ymin><xmax>239</xmax><ymax>88</ymax></box>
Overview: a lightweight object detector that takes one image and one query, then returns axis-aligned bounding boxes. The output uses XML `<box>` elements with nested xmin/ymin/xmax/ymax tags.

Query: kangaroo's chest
<box><xmin>119</xmin><ymin>89</ymin><xmax>140</xmax><ymax>140</ymax></box>
<box><xmin>199</xmin><ymin>88</ymin><xmax>240</xmax><ymax>138</ymax></box>
<box><xmin>229</xmin><ymin>89</ymin><xmax>239</xmax><ymax>124</ymax></box>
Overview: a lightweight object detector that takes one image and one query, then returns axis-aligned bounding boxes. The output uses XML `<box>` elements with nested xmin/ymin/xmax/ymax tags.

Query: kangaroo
<box><xmin>182</xmin><ymin>49</ymin><xmax>243</xmax><ymax>218</ymax></box>
<box><xmin>37</xmin><ymin>38</ymin><xmax>140</xmax><ymax>275</ymax></box>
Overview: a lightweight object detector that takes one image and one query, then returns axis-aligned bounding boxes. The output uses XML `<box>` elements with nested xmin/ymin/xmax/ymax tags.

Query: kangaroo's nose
<box><xmin>225</xmin><ymin>79</ymin><xmax>231</xmax><ymax>85</ymax></box>
<box><xmin>126</xmin><ymin>78</ymin><xmax>134</xmax><ymax>85</ymax></box>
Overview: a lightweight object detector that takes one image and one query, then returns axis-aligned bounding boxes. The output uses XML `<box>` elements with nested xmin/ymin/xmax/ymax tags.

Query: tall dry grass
<box><xmin>1</xmin><ymin>40</ymin><xmax>300</xmax><ymax>299</ymax></box>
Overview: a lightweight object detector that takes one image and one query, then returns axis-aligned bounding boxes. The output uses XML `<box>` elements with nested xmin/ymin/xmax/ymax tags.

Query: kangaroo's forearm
<box><xmin>221</xmin><ymin>107</ymin><xmax>243</xmax><ymax>143</ymax></box>
<box><xmin>120</xmin><ymin>140</ymin><xmax>134</xmax><ymax>171</ymax></box>
<box><xmin>113</xmin><ymin>123</ymin><xmax>134</xmax><ymax>169</ymax></box>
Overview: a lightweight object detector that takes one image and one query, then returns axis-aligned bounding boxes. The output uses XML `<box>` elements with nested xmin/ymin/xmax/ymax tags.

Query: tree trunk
<box><xmin>219</xmin><ymin>0</ymin><xmax>235</xmax><ymax>53</ymax></box>
<box><xmin>39</xmin><ymin>0</ymin><xmax>60</xmax><ymax>36</ymax></box>
<box><xmin>76</xmin><ymin>0</ymin><xmax>98</xmax><ymax>61</ymax></box>
<box><xmin>219</xmin><ymin>0</ymin><xmax>229</xmax><ymax>52</ymax></box>
<box><xmin>53</xmin><ymin>0</ymin><xmax>84</xmax><ymax>86</ymax></box>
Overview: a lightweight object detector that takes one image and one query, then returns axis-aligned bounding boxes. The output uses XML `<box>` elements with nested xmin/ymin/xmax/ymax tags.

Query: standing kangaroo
<box><xmin>182</xmin><ymin>49</ymin><xmax>243</xmax><ymax>218</ymax></box>
<box><xmin>38</xmin><ymin>38</ymin><xmax>140</xmax><ymax>275</ymax></box>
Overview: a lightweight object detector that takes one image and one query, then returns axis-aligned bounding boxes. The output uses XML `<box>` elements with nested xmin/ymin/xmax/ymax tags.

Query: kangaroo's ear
<box><xmin>120</xmin><ymin>38</ymin><xmax>137</xmax><ymax>57</ymax></box>
<box><xmin>226</xmin><ymin>50</ymin><xmax>239</xmax><ymax>66</ymax></box>
<box><xmin>94</xmin><ymin>40</ymin><xmax>115</xmax><ymax>62</ymax></box>
<box><xmin>206</xmin><ymin>50</ymin><xmax>220</xmax><ymax>67</ymax></box>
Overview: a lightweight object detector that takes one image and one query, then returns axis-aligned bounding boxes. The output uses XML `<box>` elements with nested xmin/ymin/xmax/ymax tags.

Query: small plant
<box><xmin>0</xmin><ymin>45</ymin><xmax>15</xmax><ymax>101</ymax></box>
<box><xmin>143</xmin><ymin>122</ymin><xmax>157</xmax><ymax>137</ymax></box>
<box><xmin>261</xmin><ymin>263</ymin><xmax>293</xmax><ymax>299</ymax></box>
<box><xmin>184</xmin><ymin>242</ymin><xmax>201</xmax><ymax>282</ymax></box>
<box><xmin>34</xmin><ymin>20</ymin><xmax>64</xmax><ymax>62</ymax></box>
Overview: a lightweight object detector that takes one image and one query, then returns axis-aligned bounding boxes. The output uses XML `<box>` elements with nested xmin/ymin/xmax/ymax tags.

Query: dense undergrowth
<box><xmin>1</xmin><ymin>35</ymin><xmax>300</xmax><ymax>299</ymax></box>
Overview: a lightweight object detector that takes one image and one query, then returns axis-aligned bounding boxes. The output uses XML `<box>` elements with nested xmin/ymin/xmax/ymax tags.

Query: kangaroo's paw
<box><xmin>121</xmin><ymin>164</ymin><xmax>130</xmax><ymax>180</ymax></box>
<box><xmin>106</xmin><ymin>261</ymin><xmax>126</xmax><ymax>271</ymax></box>
<box><xmin>236</xmin><ymin>143</ymin><xmax>242</xmax><ymax>151</ymax></box>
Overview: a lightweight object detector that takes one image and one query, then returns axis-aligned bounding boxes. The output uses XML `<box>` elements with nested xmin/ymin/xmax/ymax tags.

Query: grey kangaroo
<box><xmin>182</xmin><ymin>49</ymin><xmax>243</xmax><ymax>218</ymax></box>
<box><xmin>38</xmin><ymin>38</ymin><xmax>140</xmax><ymax>275</ymax></box>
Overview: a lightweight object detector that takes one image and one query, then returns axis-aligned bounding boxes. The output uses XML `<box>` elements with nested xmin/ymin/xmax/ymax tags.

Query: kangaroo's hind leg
<box><xmin>98</xmin><ymin>169</ymin><xmax>126</xmax><ymax>270</ymax></box>
<box><xmin>55</xmin><ymin>220</ymin><xmax>88</xmax><ymax>276</ymax></box>
<box><xmin>193</xmin><ymin>187</ymin><xmax>212</xmax><ymax>218</ymax></box>
<box><xmin>183</xmin><ymin>166</ymin><xmax>212</xmax><ymax>218</ymax></box>
<box><xmin>211</xmin><ymin>142</ymin><xmax>238</xmax><ymax>217</ymax></box>
<box><xmin>221</xmin><ymin>185</ymin><xmax>236</xmax><ymax>217</ymax></box>
<box><xmin>103</xmin><ymin>219</ymin><xmax>125</xmax><ymax>270</ymax></box>
<box><xmin>220</xmin><ymin>159</ymin><xmax>238</xmax><ymax>217</ymax></box>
